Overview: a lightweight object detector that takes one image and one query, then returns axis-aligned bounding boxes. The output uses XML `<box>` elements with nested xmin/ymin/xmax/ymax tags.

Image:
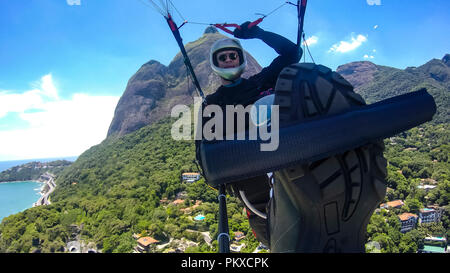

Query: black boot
<box><xmin>269</xmin><ymin>63</ymin><xmax>388</xmax><ymax>253</ymax></box>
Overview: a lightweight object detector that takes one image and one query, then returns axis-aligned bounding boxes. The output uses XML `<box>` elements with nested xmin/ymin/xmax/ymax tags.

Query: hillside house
<box><xmin>380</xmin><ymin>200</ymin><xmax>404</xmax><ymax>210</ymax></box>
<box><xmin>419</xmin><ymin>207</ymin><xmax>442</xmax><ymax>224</ymax></box>
<box><xmin>398</xmin><ymin>213</ymin><xmax>418</xmax><ymax>233</ymax></box>
<box><xmin>135</xmin><ymin>237</ymin><xmax>159</xmax><ymax>253</ymax></box>
<box><xmin>234</xmin><ymin>232</ymin><xmax>245</xmax><ymax>242</ymax></box>
<box><xmin>181</xmin><ymin>172</ymin><xmax>201</xmax><ymax>183</ymax></box>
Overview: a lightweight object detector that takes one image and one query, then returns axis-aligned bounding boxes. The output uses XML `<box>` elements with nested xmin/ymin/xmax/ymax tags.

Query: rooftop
<box><xmin>137</xmin><ymin>237</ymin><xmax>159</xmax><ymax>247</ymax></box>
<box><xmin>172</xmin><ymin>199</ymin><xmax>185</xmax><ymax>205</ymax></box>
<box><xmin>380</xmin><ymin>200</ymin><xmax>404</xmax><ymax>208</ymax></box>
<box><xmin>398</xmin><ymin>213</ymin><xmax>418</xmax><ymax>221</ymax></box>
<box><xmin>420</xmin><ymin>208</ymin><xmax>435</xmax><ymax>213</ymax></box>
<box><xmin>234</xmin><ymin>232</ymin><xmax>245</xmax><ymax>241</ymax></box>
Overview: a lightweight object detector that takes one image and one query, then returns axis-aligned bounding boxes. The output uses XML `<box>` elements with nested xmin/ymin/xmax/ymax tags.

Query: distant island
<box><xmin>0</xmin><ymin>160</ymin><xmax>72</xmax><ymax>183</ymax></box>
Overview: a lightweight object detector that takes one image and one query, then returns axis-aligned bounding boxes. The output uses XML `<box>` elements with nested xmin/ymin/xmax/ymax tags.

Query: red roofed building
<box><xmin>398</xmin><ymin>213</ymin><xmax>418</xmax><ymax>233</ymax></box>
<box><xmin>234</xmin><ymin>231</ymin><xmax>245</xmax><ymax>242</ymax></box>
<box><xmin>135</xmin><ymin>237</ymin><xmax>159</xmax><ymax>253</ymax></box>
<box><xmin>380</xmin><ymin>200</ymin><xmax>404</xmax><ymax>210</ymax></box>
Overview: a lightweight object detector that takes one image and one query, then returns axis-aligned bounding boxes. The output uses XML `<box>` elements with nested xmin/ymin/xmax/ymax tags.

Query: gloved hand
<box><xmin>233</xmin><ymin>21</ymin><xmax>263</xmax><ymax>39</ymax></box>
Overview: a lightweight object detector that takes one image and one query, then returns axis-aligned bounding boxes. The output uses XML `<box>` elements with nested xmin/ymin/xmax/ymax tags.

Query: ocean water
<box><xmin>0</xmin><ymin>181</ymin><xmax>44</xmax><ymax>223</ymax></box>
<box><xmin>0</xmin><ymin>156</ymin><xmax>77</xmax><ymax>223</ymax></box>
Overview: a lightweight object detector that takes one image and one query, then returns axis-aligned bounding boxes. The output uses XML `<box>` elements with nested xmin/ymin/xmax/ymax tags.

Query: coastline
<box><xmin>33</xmin><ymin>173</ymin><xmax>56</xmax><ymax>207</ymax></box>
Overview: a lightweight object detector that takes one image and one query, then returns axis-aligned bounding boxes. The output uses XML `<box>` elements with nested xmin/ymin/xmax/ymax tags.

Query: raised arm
<box><xmin>233</xmin><ymin>21</ymin><xmax>302</xmax><ymax>88</ymax></box>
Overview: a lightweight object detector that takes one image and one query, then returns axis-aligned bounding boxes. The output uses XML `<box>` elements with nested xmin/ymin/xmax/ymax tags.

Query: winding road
<box><xmin>33</xmin><ymin>173</ymin><xmax>56</xmax><ymax>207</ymax></box>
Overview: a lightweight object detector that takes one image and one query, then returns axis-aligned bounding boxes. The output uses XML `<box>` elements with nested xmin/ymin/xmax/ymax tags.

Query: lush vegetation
<box><xmin>0</xmin><ymin>160</ymin><xmax>72</xmax><ymax>183</ymax></box>
<box><xmin>0</xmin><ymin>117</ymin><xmax>259</xmax><ymax>253</ymax></box>
<box><xmin>358</xmin><ymin>62</ymin><xmax>449</xmax><ymax>125</ymax></box>
<box><xmin>366</xmin><ymin>123</ymin><xmax>449</xmax><ymax>253</ymax></box>
<box><xmin>358</xmin><ymin>57</ymin><xmax>450</xmax><ymax>253</ymax></box>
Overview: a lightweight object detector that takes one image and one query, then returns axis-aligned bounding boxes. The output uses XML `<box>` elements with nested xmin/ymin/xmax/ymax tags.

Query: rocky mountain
<box><xmin>337</xmin><ymin>54</ymin><xmax>449</xmax><ymax>124</ymax></box>
<box><xmin>107</xmin><ymin>27</ymin><xmax>262</xmax><ymax>137</ymax></box>
<box><xmin>336</xmin><ymin>61</ymin><xmax>379</xmax><ymax>90</ymax></box>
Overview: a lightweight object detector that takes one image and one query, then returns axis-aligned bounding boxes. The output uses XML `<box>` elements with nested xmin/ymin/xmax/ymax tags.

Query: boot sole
<box><xmin>270</xmin><ymin>63</ymin><xmax>387</xmax><ymax>253</ymax></box>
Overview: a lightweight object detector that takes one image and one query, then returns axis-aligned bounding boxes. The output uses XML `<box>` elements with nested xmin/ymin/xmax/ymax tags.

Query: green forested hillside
<box><xmin>357</xmin><ymin>59</ymin><xmax>449</xmax><ymax>124</ymax></box>
<box><xmin>0</xmin><ymin>117</ymin><xmax>257</xmax><ymax>253</ymax></box>
<box><xmin>366</xmin><ymin>123</ymin><xmax>449</xmax><ymax>253</ymax></box>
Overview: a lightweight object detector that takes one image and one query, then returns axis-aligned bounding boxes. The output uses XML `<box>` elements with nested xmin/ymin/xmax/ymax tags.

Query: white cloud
<box><xmin>373</xmin><ymin>25</ymin><xmax>379</xmax><ymax>30</ymax></box>
<box><xmin>0</xmin><ymin>74</ymin><xmax>61</xmax><ymax>118</ymax></box>
<box><xmin>40</xmin><ymin>74</ymin><xmax>59</xmax><ymax>100</ymax></box>
<box><xmin>363</xmin><ymin>54</ymin><xmax>375</xmax><ymax>59</ymax></box>
<box><xmin>329</xmin><ymin>34</ymin><xmax>368</xmax><ymax>53</ymax></box>
<box><xmin>367</xmin><ymin>0</ymin><xmax>381</xmax><ymax>5</ymax></box>
<box><xmin>0</xmin><ymin>89</ymin><xmax>44</xmax><ymax>118</ymax></box>
<box><xmin>303</xmin><ymin>36</ymin><xmax>318</xmax><ymax>47</ymax></box>
<box><xmin>66</xmin><ymin>0</ymin><xmax>81</xmax><ymax>5</ymax></box>
<box><xmin>0</xmin><ymin>74</ymin><xmax>120</xmax><ymax>160</ymax></box>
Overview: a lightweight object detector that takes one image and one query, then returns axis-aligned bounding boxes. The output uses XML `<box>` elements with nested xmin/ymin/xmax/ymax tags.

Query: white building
<box><xmin>419</xmin><ymin>207</ymin><xmax>442</xmax><ymax>224</ymax></box>
<box><xmin>181</xmin><ymin>172</ymin><xmax>201</xmax><ymax>183</ymax></box>
<box><xmin>417</xmin><ymin>185</ymin><xmax>437</xmax><ymax>191</ymax></box>
<box><xmin>398</xmin><ymin>213</ymin><xmax>418</xmax><ymax>233</ymax></box>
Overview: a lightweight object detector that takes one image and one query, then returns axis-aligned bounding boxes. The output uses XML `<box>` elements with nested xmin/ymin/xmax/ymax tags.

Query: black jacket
<box><xmin>196</xmin><ymin>29</ymin><xmax>301</xmax><ymax>171</ymax></box>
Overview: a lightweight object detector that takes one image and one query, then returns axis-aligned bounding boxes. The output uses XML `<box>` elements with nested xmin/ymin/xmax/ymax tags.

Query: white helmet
<box><xmin>210</xmin><ymin>38</ymin><xmax>247</xmax><ymax>81</ymax></box>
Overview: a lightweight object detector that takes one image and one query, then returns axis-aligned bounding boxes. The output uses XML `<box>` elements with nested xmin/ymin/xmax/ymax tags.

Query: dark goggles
<box><xmin>217</xmin><ymin>52</ymin><xmax>238</xmax><ymax>62</ymax></box>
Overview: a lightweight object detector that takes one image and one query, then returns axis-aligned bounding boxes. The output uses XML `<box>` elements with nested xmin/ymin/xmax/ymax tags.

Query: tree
<box><xmin>371</xmin><ymin>233</ymin><xmax>396</xmax><ymax>253</ymax></box>
<box><xmin>405</xmin><ymin>198</ymin><xmax>423</xmax><ymax>213</ymax></box>
<box><xmin>398</xmin><ymin>232</ymin><xmax>418</xmax><ymax>253</ymax></box>
<box><xmin>102</xmin><ymin>234</ymin><xmax>120</xmax><ymax>253</ymax></box>
<box><xmin>367</xmin><ymin>214</ymin><xmax>388</xmax><ymax>238</ymax></box>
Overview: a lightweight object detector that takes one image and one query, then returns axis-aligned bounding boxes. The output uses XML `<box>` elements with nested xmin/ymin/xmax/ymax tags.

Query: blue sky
<box><xmin>0</xmin><ymin>0</ymin><xmax>448</xmax><ymax>161</ymax></box>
